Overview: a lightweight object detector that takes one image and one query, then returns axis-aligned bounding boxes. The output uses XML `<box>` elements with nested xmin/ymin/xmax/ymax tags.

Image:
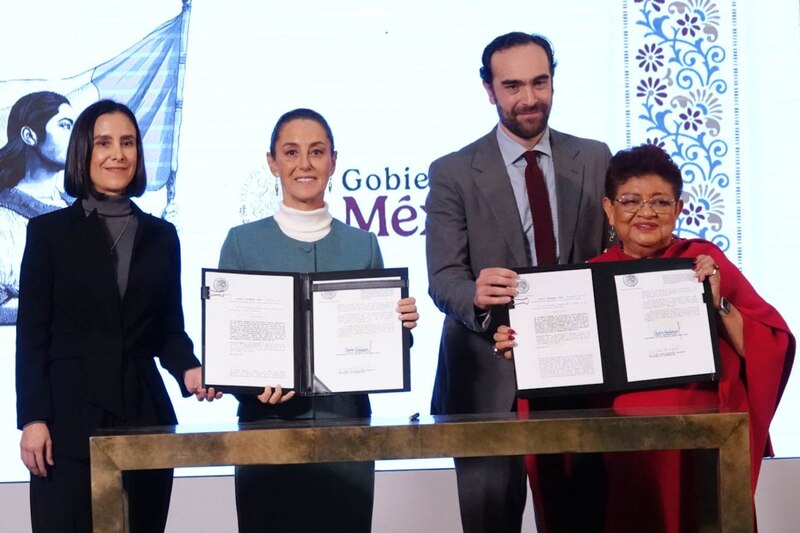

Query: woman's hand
<box><xmin>694</xmin><ymin>254</ymin><xmax>745</xmax><ymax>357</ymax></box>
<box><xmin>20</xmin><ymin>422</ymin><xmax>53</xmax><ymax>477</ymax></box>
<box><xmin>492</xmin><ymin>325</ymin><xmax>517</xmax><ymax>360</ymax></box>
<box><xmin>257</xmin><ymin>385</ymin><xmax>295</xmax><ymax>405</ymax></box>
<box><xmin>397</xmin><ymin>297</ymin><xmax>419</xmax><ymax>329</ymax></box>
<box><xmin>183</xmin><ymin>367</ymin><xmax>223</xmax><ymax>401</ymax></box>
<box><xmin>694</xmin><ymin>254</ymin><xmax>721</xmax><ymax>307</ymax></box>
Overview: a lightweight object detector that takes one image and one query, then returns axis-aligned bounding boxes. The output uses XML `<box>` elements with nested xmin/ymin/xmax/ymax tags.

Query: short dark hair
<box><xmin>0</xmin><ymin>91</ymin><xmax>70</xmax><ymax>190</ymax></box>
<box><xmin>479</xmin><ymin>32</ymin><xmax>557</xmax><ymax>85</ymax></box>
<box><xmin>64</xmin><ymin>100</ymin><xmax>147</xmax><ymax>199</ymax></box>
<box><xmin>605</xmin><ymin>144</ymin><xmax>683</xmax><ymax>200</ymax></box>
<box><xmin>269</xmin><ymin>108</ymin><xmax>335</xmax><ymax>155</ymax></box>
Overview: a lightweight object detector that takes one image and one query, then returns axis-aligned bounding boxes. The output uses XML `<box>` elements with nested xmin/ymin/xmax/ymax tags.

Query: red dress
<box><xmin>521</xmin><ymin>238</ymin><xmax>794</xmax><ymax>533</ymax></box>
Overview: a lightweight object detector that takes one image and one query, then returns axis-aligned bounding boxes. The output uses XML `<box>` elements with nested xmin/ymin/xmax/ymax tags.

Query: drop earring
<box><xmin>274</xmin><ymin>177</ymin><xmax>280</xmax><ymax>197</ymax></box>
<box><xmin>609</xmin><ymin>226</ymin><xmax>617</xmax><ymax>242</ymax></box>
<box><xmin>327</xmin><ymin>178</ymin><xmax>333</xmax><ymax>193</ymax></box>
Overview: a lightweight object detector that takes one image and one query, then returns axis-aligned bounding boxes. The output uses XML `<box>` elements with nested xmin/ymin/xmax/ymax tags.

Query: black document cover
<box><xmin>201</xmin><ymin>267</ymin><xmax>410</xmax><ymax>396</ymax></box>
<box><xmin>509</xmin><ymin>258</ymin><xmax>720</xmax><ymax>398</ymax></box>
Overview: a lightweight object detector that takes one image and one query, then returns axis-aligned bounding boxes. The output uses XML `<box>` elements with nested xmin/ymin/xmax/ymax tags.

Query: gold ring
<box><xmin>712</xmin><ymin>263</ymin><xmax>719</xmax><ymax>276</ymax></box>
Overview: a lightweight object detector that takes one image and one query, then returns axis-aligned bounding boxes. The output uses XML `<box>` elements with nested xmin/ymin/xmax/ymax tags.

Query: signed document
<box><xmin>511</xmin><ymin>259</ymin><xmax>719</xmax><ymax>398</ymax></box>
<box><xmin>202</xmin><ymin>268</ymin><xmax>410</xmax><ymax>395</ymax></box>
<box><xmin>615</xmin><ymin>269</ymin><xmax>716</xmax><ymax>382</ymax></box>
<box><xmin>311</xmin><ymin>279</ymin><xmax>405</xmax><ymax>393</ymax></box>
<box><xmin>203</xmin><ymin>272</ymin><xmax>296</xmax><ymax>389</ymax></box>
<box><xmin>510</xmin><ymin>268</ymin><xmax>604</xmax><ymax>391</ymax></box>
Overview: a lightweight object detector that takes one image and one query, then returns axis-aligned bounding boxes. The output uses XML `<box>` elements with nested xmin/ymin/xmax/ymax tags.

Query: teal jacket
<box><xmin>218</xmin><ymin>216</ymin><xmax>382</xmax><ymax>421</ymax></box>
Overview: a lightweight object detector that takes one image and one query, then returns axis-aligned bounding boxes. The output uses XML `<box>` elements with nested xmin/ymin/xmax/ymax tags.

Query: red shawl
<box><xmin>591</xmin><ymin>238</ymin><xmax>795</xmax><ymax>532</ymax></box>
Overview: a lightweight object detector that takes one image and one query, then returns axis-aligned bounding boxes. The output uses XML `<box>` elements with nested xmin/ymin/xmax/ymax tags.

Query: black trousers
<box><xmin>453</xmin><ymin>455</ymin><xmax>528</xmax><ymax>533</ymax></box>
<box><xmin>235</xmin><ymin>394</ymin><xmax>374</xmax><ymax>532</ymax></box>
<box><xmin>29</xmin><ymin>456</ymin><xmax>173</xmax><ymax>533</ymax></box>
<box><xmin>235</xmin><ymin>461</ymin><xmax>375</xmax><ymax>533</ymax></box>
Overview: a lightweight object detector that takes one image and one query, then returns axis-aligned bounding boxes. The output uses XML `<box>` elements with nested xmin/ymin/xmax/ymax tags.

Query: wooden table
<box><xmin>90</xmin><ymin>407</ymin><xmax>751</xmax><ymax>532</ymax></box>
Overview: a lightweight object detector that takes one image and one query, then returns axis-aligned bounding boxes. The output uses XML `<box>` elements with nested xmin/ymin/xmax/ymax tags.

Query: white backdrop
<box><xmin>0</xmin><ymin>0</ymin><xmax>797</xmax><ymax>482</ymax></box>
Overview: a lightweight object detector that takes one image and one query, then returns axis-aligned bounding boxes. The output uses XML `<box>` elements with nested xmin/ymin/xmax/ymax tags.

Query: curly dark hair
<box><xmin>605</xmin><ymin>144</ymin><xmax>683</xmax><ymax>200</ymax></box>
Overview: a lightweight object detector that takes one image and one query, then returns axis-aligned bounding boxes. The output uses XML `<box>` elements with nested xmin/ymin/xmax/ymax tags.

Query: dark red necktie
<box><xmin>523</xmin><ymin>151</ymin><xmax>557</xmax><ymax>265</ymax></box>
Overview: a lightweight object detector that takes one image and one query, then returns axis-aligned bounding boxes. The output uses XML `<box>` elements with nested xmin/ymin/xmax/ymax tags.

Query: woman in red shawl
<box><xmin>495</xmin><ymin>144</ymin><xmax>794</xmax><ymax>532</ymax></box>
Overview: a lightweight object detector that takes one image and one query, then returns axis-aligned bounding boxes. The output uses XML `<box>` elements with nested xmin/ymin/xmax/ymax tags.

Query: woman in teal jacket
<box><xmin>219</xmin><ymin>108</ymin><xmax>418</xmax><ymax>533</ymax></box>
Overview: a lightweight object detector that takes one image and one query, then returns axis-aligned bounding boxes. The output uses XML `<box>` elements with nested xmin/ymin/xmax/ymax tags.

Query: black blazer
<box><xmin>16</xmin><ymin>201</ymin><xmax>199</xmax><ymax>458</ymax></box>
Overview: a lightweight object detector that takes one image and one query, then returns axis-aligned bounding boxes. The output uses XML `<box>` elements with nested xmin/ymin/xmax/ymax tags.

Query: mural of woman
<box><xmin>0</xmin><ymin>91</ymin><xmax>75</xmax><ymax>324</ymax></box>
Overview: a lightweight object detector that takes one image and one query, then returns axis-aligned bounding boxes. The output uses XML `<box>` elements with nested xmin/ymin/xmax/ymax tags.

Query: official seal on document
<box><xmin>213</xmin><ymin>277</ymin><xmax>230</xmax><ymax>293</ymax></box>
<box><xmin>516</xmin><ymin>278</ymin><xmax>529</xmax><ymax>294</ymax></box>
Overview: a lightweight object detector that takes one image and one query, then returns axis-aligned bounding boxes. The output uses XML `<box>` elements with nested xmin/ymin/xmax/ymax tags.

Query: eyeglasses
<box><xmin>614</xmin><ymin>195</ymin><xmax>677</xmax><ymax>214</ymax></box>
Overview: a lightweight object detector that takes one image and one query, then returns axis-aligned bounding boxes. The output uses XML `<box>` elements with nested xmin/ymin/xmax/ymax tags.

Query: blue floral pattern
<box><xmin>627</xmin><ymin>0</ymin><xmax>738</xmax><ymax>259</ymax></box>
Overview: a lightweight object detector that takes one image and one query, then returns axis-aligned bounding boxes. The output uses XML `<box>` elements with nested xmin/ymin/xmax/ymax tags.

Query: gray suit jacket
<box><xmin>426</xmin><ymin>127</ymin><xmax>611</xmax><ymax>415</ymax></box>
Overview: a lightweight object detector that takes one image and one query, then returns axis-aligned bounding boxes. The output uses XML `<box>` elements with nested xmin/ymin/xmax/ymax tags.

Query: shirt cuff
<box><xmin>475</xmin><ymin>308</ymin><xmax>493</xmax><ymax>332</ymax></box>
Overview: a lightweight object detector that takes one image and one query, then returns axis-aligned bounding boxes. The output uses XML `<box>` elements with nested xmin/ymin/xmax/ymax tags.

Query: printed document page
<box><xmin>311</xmin><ymin>278</ymin><xmax>404</xmax><ymax>393</ymax></box>
<box><xmin>510</xmin><ymin>269</ymin><xmax>604</xmax><ymax>390</ymax></box>
<box><xmin>615</xmin><ymin>269</ymin><xmax>715</xmax><ymax>382</ymax></box>
<box><xmin>203</xmin><ymin>271</ymin><xmax>295</xmax><ymax>388</ymax></box>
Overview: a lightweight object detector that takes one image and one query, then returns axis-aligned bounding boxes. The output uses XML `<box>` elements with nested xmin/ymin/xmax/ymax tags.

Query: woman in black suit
<box><xmin>16</xmin><ymin>100</ymin><xmax>219</xmax><ymax>533</ymax></box>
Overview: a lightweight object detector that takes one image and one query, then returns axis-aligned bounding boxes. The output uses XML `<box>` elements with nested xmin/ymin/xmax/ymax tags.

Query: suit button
<box><xmin>301</xmin><ymin>245</ymin><xmax>312</xmax><ymax>253</ymax></box>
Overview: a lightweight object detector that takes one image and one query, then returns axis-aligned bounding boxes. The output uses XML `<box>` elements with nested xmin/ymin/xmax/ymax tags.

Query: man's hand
<box><xmin>473</xmin><ymin>267</ymin><xmax>518</xmax><ymax>310</ymax></box>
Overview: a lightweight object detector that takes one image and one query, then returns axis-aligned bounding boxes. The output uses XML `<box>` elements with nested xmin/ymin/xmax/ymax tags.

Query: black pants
<box><xmin>453</xmin><ymin>455</ymin><xmax>528</xmax><ymax>533</ymax></box>
<box><xmin>235</xmin><ymin>461</ymin><xmax>375</xmax><ymax>533</ymax></box>
<box><xmin>29</xmin><ymin>456</ymin><xmax>173</xmax><ymax>533</ymax></box>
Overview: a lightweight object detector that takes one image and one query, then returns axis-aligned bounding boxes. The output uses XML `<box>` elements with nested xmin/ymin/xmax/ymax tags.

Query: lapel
<box><xmin>68</xmin><ymin>200</ymin><xmax>123</xmax><ymax>314</ymax></box>
<box><xmin>121</xmin><ymin>201</ymin><xmax>152</xmax><ymax>308</ymax></box>
<box><xmin>471</xmin><ymin>128</ymin><xmax>529</xmax><ymax>266</ymax></box>
<box><xmin>550</xmin><ymin>129</ymin><xmax>585</xmax><ymax>264</ymax></box>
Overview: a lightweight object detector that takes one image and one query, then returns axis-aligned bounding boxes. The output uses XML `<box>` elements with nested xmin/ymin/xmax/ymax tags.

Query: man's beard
<box><xmin>498</xmin><ymin>103</ymin><xmax>550</xmax><ymax>141</ymax></box>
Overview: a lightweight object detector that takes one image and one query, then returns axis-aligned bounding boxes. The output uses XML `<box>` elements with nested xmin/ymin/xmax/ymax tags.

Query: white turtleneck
<box><xmin>273</xmin><ymin>202</ymin><xmax>333</xmax><ymax>243</ymax></box>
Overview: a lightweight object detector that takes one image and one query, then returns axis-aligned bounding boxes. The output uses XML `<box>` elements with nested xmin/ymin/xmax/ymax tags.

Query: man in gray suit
<box><xmin>425</xmin><ymin>32</ymin><xmax>612</xmax><ymax>532</ymax></box>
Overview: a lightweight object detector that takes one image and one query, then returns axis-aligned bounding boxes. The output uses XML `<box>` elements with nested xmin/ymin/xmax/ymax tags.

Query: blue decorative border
<box><xmin>625</xmin><ymin>0</ymin><xmax>741</xmax><ymax>264</ymax></box>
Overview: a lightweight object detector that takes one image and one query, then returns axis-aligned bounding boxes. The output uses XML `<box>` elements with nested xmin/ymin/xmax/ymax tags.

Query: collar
<box><xmin>273</xmin><ymin>202</ymin><xmax>333</xmax><ymax>243</ymax></box>
<box><xmin>69</xmin><ymin>197</ymin><xmax>145</xmax><ymax>220</ymax></box>
<box><xmin>0</xmin><ymin>187</ymin><xmax>63</xmax><ymax>218</ymax></box>
<box><xmin>81</xmin><ymin>194</ymin><xmax>133</xmax><ymax>217</ymax></box>
<box><xmin>496</xmin><ymin>125</ymin><xmax>553</xmax><ymax>167</ymax></box>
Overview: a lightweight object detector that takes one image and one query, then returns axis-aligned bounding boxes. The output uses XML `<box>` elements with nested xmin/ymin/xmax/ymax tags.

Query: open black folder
<box><xmin>509</xmin><ymin>258</ymin><xmax>720</xmax><ymax>398</ymax></box>
<box><xmin>201</xmin><ymin>267</ymin><xmax>410</xmax><ymax>395</ymax></box>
